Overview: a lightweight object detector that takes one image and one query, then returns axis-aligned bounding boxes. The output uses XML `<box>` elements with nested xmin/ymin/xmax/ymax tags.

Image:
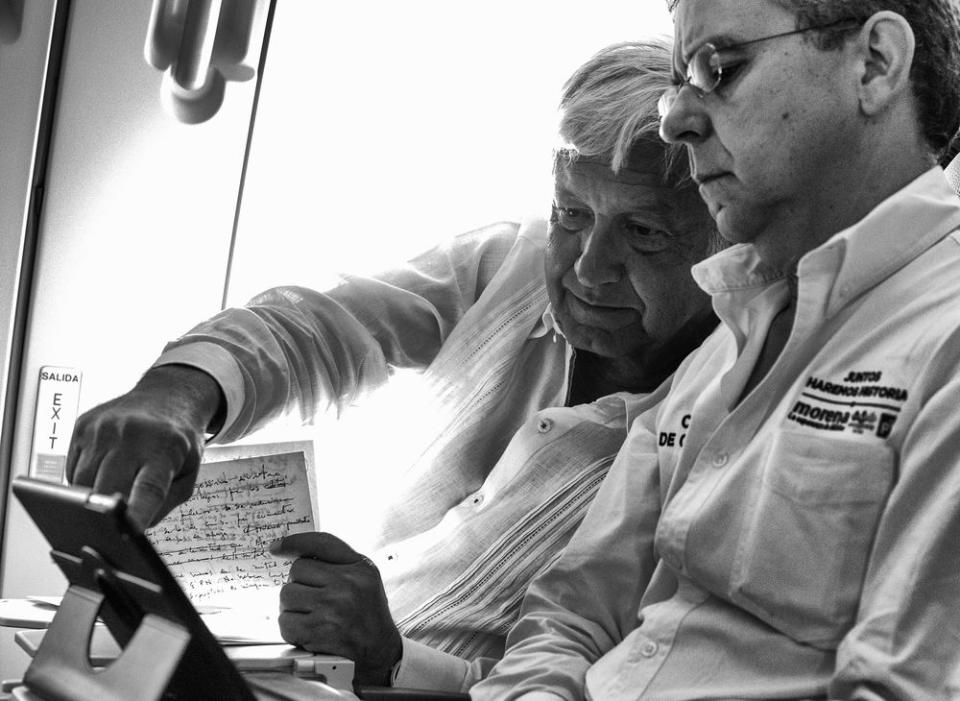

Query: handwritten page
<box><xmin>147</xmin><ymin>442</ymin><xmax>316</xmax><ymax>606</ymax></box>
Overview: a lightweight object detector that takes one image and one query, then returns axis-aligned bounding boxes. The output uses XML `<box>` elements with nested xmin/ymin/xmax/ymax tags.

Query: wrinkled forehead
<box><xmin>673</xmin><ymin>0</ymin><xmax>797</xmax><ymax>64</ymax></box>
<box><xmin>556</xmin><ymin>139</ymin><xmax>677</xmax><ymax>188</ymax></box>
<box><xmin>554</xmin><ymin>156</ymin><xmax>667</xmax><ymax>191</ymax></box>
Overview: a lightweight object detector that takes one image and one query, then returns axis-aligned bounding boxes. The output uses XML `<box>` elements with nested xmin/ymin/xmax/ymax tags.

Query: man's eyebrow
<box><xmin>709</xmin><ymin>33</ymin><xmax>750</xmax><ymax>51</ymax></box>
<box><xmin>680</xmin><ymin>32</ymin><xmax>739</xmax><ymax>63</ymax></box>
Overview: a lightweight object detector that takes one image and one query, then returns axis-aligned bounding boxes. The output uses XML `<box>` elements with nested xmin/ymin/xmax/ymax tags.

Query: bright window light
<box><xmin>230</xmin><ymin>1</ymin><xmax>674</xmax><ymax>303</ymax></box>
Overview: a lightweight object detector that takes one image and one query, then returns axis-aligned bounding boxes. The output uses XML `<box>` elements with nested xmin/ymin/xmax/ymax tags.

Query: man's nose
<box><xmin>659</xmin><ymin>85</ymin><xmax>710</xmax><ymax>146</ymax></box>
<box><xmin>574</xmin><ymin>221</ymin><xmax>621</xmax><ymax>288</ymax></box>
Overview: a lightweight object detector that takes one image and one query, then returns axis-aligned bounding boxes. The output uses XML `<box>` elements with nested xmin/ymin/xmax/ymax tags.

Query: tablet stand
<box><xmin>17</xmin><ymin>545</ymin><xmax>253</xmax><ymax>701</ymax></box>
<box><xmin>22</xmin><ymin>585</ymin><xmax>189</xmax><ymax>701</ymax></box>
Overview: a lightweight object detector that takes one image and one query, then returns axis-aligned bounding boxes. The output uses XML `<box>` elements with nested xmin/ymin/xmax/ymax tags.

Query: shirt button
<box><xmin>639</xmin><ymin>641</ymin><xmax>659</xmax><ymax>658</ymax></box>
<box><xmin>470</xmin><ymin>492</ymin><xmax>484</xmax><ymax>506</ymax></box>
<box><xmin>712</xmin><ymin>452</ymin><xmax>728</xmax><ymax>467</ymax></box>
<box><xmin>536</xmin><ymin>418</ymin><xmax>553</xmax><ymax>433</ymax></box>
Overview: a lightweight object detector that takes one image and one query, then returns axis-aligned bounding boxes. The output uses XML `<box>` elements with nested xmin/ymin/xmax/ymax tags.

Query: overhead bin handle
<box><xmin>173</xmin><ymin>0</ymin><xmax>221</xmax><ymax>91</ymax></box>
<box><xmin>144</xmin><ymin>0</ymin><xmax>269</xmax><ymax>124</ymax></box>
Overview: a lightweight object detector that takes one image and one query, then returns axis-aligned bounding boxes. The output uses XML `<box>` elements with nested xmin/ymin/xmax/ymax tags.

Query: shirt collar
<box><xmin>814</xmin><ymin>166</ymin><xmax>960</xmax><ymax>318</ymax></box>
<box><xmin>534</xmin><ymin>303</ymin><xmax>566</xmax><ymax>341</ymax></box>
<box><xmin>690</xmin><ymin>244</ymin><xmax>788</xmax><ymax>348</ymax></box>
<box><xmin>692</xmin><ymin>167</ymin><xmax>960</xmax><ymax>322</ymax></box>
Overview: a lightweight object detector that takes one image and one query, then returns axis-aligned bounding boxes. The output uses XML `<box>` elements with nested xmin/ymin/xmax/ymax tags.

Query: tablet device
<box><xmin>12</xmin><ymin>476</ymin><xmax>256</xmax><ymax>700</ymax></box>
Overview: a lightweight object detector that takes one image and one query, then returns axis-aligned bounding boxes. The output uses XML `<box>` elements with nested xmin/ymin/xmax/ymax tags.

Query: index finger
<box><xmin>127</xmin><ymin>460</ymin><xmax>176</xmax><ymax>531</ymax></box>
<box><xmin>65</xmin><ymin>434</ymin><xmax>86</xmax><ymax>485</ymax></box>
<box><xmin>91</xmin><ymin>451</ymin><xmax>174</xmax><ymax>532</ymax></box>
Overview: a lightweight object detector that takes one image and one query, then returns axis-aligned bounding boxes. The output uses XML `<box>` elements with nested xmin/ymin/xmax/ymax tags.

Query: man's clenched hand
<box><xmin>66</xmin><ymin>364</ymin><xmax>223</xmax><ymax>530</ymax></box>
<box><xmin>271</xmin><ymin>532</ymin><xmax>403</xmax><ymax>687</ymax></box>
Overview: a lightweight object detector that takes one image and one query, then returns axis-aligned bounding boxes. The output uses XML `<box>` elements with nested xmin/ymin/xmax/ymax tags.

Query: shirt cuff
<box><xmin>393</xmin><ymin>637</ymin><xmax>472</xmax><ymax>692</ymax></box>
<box><xmin>153</xmin><ymin>342</ymin><xmax>245</xmax><ymax>443</ymax></box>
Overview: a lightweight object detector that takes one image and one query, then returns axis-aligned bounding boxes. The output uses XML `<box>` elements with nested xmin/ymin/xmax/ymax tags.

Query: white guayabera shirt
<box><xmin>155</xmin><ymin>217</ymin><xmax>655</xmax><ymax>688</ymax></box>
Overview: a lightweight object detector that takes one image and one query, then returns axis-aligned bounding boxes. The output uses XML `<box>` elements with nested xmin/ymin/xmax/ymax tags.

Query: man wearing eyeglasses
<box><xmin>473</xmin><ymin>1</ymin><xmax>960</xmax><ymax>699</ymax></box>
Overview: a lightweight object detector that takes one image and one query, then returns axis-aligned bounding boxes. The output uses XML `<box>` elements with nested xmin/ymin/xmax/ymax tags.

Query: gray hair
<box><xmin>555</xmin><ymin>37</ymin><xmax>691</xmax><ymax>186</ymax></box>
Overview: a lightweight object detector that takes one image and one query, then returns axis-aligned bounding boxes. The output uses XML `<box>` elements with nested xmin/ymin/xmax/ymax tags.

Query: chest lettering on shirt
<box><xmin>786</xmin><ymin>371</ymin><xmax>908</xmax><ymax>438</ymax></box>
<box><xmin>659</xmin><ymin>413</ymin><xmax>692</xmax><ymax>448</ymax></box>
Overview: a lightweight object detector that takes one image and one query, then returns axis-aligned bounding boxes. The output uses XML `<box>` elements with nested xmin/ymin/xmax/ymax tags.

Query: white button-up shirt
<box><xmin>474</xmin><ymin>168</ymin><xmax>960</xmax><ymax>700</ymax></box>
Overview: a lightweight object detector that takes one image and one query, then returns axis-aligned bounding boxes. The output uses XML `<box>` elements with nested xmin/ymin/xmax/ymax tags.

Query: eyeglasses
<box><xmin>657</xmin><ymin>18</ymin><xmax>862</xmax><ymax>120</ymax></box>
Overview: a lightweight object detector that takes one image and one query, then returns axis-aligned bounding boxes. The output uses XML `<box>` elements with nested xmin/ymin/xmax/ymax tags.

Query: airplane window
<box><xmin>227</xmin><ymin>1</ymin><xmax>674</xmax><ymax>542</ymax></box>
<box><xmin>229</xmin><ymin>0</ymin><xmax>674</xmax><ymax>303</ymax></box>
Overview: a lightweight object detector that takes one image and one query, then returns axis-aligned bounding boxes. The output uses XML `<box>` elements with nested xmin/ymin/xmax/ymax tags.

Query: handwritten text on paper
<box><xmin>148</xmin><ymin>451</ymin><xmax>314</xmax><ymax>603</ymax></box>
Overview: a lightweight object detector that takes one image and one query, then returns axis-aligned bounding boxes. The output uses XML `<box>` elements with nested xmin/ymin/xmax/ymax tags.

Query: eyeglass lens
<box><xmin>691</xmin><ymin>44</ymin><xmax>722</xmax><ymax>92</ymax></box>
<box><xmin>658</xmin><ymin>43</ymin><xmax>721</xmax><ymax>119</ymax></box>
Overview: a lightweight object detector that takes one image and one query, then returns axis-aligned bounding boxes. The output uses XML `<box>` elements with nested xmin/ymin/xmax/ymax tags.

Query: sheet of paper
<box><xmin>148</xmin><ymin>445</ymin><xmax>315</xmax><ymax>607</ymax></box>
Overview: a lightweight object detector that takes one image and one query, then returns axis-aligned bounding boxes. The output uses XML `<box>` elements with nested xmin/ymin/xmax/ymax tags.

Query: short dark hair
<box><xmin>555</xmin><ymin>37</ymin><xmax>692</xmax><ymax>187</ymax></box>
<box><xmin>666</xmin><ymin>0</ymin><xmax>960</xmax><ymax>162</ymax></box>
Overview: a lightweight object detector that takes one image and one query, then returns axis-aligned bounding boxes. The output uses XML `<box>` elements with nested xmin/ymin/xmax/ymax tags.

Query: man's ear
<box><xmin>855</xmin><ymin>11</ymin><xmax>916</xmax><ymax>117</ymax></box>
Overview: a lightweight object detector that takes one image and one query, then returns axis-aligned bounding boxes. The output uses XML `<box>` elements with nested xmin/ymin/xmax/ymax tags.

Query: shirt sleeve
<box><xmin>392</xmin><ymin>637</ymin><xmax>494</xmax><ymax>692</ymax></box>
<box><xmin>470</xmin><ymin>401</ymin><xmax>664</xmax><ymax>699</ymax></box>
<box><xmin>153</xmin><ymin>221</ymin><xmax>526</xmax><ymax>443</ymax></box>
<box><xmin>830</xmin><ymin>339</ymin><xmax>960</xmax><ymax>698</ymax></box>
